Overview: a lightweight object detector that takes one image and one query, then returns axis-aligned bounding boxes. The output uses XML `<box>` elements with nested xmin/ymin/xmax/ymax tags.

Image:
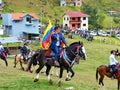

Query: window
<box><xmin>83</xmin><ymin>17</ymin><xmax>86</xmax><ymax>20</ymax></box>
<box><xmin>78</xmin><ymin>17</ymin><xmax>81</xmax><ymax>21</ymax></box>
<box><xmin>83</xmin><ymin>24</ymin><xmax>86</xmax><ymax>26</ymax></box>
<box><xmin>72</xmin><ymin>24</ymin><xmax>75</xmax><ymax>27</ymax></box>
<box><xmin>26</xmin><ymin>17</ymin><xmax>31</xmax><ymax>23</ymax></box>
<box><xmin>67</xmin><ymin>17</ymin><xmax>69</xmax><ymax>21</ymax></box>
<box><xmin>72</xmin><ymin>17</ymin><xmax>75</xmax><ymax>21</ymax></box>
<box><xmin>64</xmin><ymin>17</ymin><xmax>66</xmax><ymax>20</ymax></box>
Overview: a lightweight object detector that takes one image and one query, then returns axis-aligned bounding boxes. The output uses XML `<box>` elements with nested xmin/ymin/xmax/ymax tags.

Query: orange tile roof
<box><xmin>12</xmin><ymin>13</ymin><xmax>39</xmax><ymax>20</ymax></box>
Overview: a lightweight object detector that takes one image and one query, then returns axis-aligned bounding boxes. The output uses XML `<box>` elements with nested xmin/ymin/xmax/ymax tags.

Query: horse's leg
<box><xmin>118</xmin><ymin>79</ymin><xmax>120</xmax><ymax>90</ymax></box>
<box><xmin>13</xmin><ymin>55</ymin><xmax>17</xmax><ymax>68</ymax></box>
<box><xmin>55</xmin><ymin>67</ymin><xmax>59</xmax><ymax>77</ymax></box>
<box><xmin>58</xmin><ymin>67</ymin><xmax>63</xmax><ymax>87</ymax></box>
<box><xmin>99</xmin><ymin>75</ymin><xmax>104</xmax><ymax>86</ymax></box>
<box><xmin>20</xmin><ymin>60</ymin><xmax>24</xmax><ymax>70</ymax></box>
<box><xmin>4</xmin><ymin>59</ymin><xmax>8</xmax><ymax>66</ymax></box>
<box><xmin>65</xmin><ymin>68</ymin><xmax>74</xmax><ymax>81</ymax></box>
<box><xmin>46</xmin><ymin>65</ymin><xmax>53</xmax><ymax>85</ymax></box>
<box><xmin>34</xmin><ymin>64</ymin><xmax>44</xmax><ymax>82</ymax></box>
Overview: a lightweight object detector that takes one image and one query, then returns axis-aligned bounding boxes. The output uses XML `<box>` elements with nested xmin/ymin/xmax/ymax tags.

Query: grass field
<box><xmin>0</xmin><ymin>35</ymin><xmax>120</xmax><ymax>90</ymax></box>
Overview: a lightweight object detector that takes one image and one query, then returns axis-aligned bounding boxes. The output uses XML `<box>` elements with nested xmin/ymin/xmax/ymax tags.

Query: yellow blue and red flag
<box><xmin>40</xmin><ymin>20</ymin><xmax>54</xmax><ymax>49</ymax></box>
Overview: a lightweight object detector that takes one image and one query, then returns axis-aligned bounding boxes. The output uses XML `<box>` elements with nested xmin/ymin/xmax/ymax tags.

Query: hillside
<box><xmin>1</xmin><ymin>0</ymin><xmax>120</xmax><ymax>28</ymax></box>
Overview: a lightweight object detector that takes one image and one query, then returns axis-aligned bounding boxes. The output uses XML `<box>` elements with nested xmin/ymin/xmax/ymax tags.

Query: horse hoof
<box><xmin>65</xmin><ymin>78</ymin><xmax>71</xmax><ymax>81</ymax></box>
<box><xmin>58</xmin><ymin>81</ymin><xmax>61</xmax><ymax>87</ymax></box>
<box><xmin>49</xmin><ymin>79</ymin><xmax>53</xmax><ymax>85</ymax></box>
<box><xmin>21</xmin><ymin>68</ymin><xmax>24</xmax><ymax>71</ymax></box>
<box><xmin>13</xmin><ymin>66</ymin><xmax>16</xmax><ymax>68</ymax></box>
<box><xmin>34</xmin><ymin>79</ymin><xmax>39</xmax><ymax>82</ymax></box>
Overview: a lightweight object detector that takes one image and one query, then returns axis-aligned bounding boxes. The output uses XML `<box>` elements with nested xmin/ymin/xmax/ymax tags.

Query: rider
<box><xmin>0</xmin><ymin>42</ymin><xmax>4</xmax><ymax>56</ymax></box>
<box><xmin>20</xmin><ymin>43</ymin><xmax>29</xmax><ymax>63</ymax></box>
<box><xmin>109</xmin><ymin>50</ymin><xmax>118</xmax><ymax>79</ymax></box>
<box><xmin>49</xmin><ymin>26</ymin><xmax>67</xmax><ymax>66</ymax></box>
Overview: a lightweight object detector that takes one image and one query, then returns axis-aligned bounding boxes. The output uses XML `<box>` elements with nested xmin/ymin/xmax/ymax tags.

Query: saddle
<box><xmin>106</xmin><ymin>64</ymin><xmax>120</xmax><ymax>75</ymax></box>
<box><xmin>45</xmin><ymin>48</ymin><xmax>62</xmax><ymax>61</ymax></box>
<box><xmin>106</xmin><ymin>65</ymin><xmax>115</xmax><ymax>73</ymax></box>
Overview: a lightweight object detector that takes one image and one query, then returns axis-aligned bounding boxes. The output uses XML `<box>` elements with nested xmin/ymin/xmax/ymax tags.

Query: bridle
<box><xmin>62</xmin><ymin>44</ymin><xmax>82</xmax><ymax>67</ymax></box>
<box><xmin>70</xmin><ymin>45</ymin><xmax>81</xmax><ymax>57</ymax></box>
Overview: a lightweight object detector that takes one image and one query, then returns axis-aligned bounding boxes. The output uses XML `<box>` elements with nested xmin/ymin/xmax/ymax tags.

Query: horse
<box><xmin>13</xmin><ymin>49</ymin><xmax>35</xmax><ymax>71</ymax></box>
<box><xmin>115</xmin><ymin>49</ymin><xmax>120</xmax><ymax>57</ymax></box>
<box><xmin>0</xmin><ymin>47</ymin><xmax>10</xmax><ymax>66</ymax></box>
<box><xmin>96</xmin><ymin>64</ymin><xmax>120</xmax><ymax>90</ymax></box>
<box><xmin>27</xmin><ymin>41</ymin><xmax>86</xmax><ymax>86</ymax></box>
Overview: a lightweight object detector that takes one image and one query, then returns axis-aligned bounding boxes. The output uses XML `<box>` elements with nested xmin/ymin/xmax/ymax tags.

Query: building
<box><xmin>2</xmin><ymin>13</ymin><xmax>39</xmax><ymax>39</ymax></box>
<box><xmin>73</xmin><ymin>0</ymin><xmax>82</xmax><ymax>7</ymax></box>
<box><xmin>63</xmin><ymin>12</ymin><xmax>90</xmax><ymax>30</ymax></box>
<box><xmin>60</xmin><ymin>0</ymin><xmax>67</xmax><ymax>6</ymax></box>
<box><xmin>0</xmin><ymin>0</ymin><xmax>2</xmax><ymax>5</ymax></box>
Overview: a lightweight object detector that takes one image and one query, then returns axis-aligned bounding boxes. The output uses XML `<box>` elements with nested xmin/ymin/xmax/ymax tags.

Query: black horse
<box><xmin>27</xmin><ymin>41</ymin><xmax>85</xmax><ymax>86</ymax></box>
<box><xmin>115</xmin><ymin>49</ymin><xmax>120</xmax><ymax>57</ymax></box>
<box><xmin>0</xmin><ymin>47</ymin><xmax>10</xmax><ymax>66</ymax></box>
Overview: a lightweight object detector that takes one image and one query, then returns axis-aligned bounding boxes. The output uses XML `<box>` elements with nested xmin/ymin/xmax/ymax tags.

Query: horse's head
<box><xmin>68</xmin><ymin>41</ymin><xmax>85</xmax><ymax>60</ymax></box>
<box><xmin>3</xmin><ymin>47</ymin><xmax>10</xmax><ymax>55</ymax></box>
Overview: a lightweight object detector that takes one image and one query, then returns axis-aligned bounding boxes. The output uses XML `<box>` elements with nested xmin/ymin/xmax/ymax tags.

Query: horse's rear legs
<box><xmin>4</xmin><ymin>59</ymin><xmax>8</xmax><ymax>66</ymax></box>
<box><xmin>99</xmin><ymin>76</ymin><xmax>104</xmax><ymax>86</ymax></box>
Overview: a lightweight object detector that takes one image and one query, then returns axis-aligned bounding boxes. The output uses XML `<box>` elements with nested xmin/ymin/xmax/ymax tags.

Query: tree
<box><xmin>81</xmin><ymin>4</ymin><xmax>99</xmax><ymax>30</ymax></box>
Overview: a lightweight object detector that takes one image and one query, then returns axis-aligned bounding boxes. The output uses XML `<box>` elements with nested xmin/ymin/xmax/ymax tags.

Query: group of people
<box><xmin>0</xmin><ymin>25</ymin><xmax>118</xmax><ymax>79</ymax></box>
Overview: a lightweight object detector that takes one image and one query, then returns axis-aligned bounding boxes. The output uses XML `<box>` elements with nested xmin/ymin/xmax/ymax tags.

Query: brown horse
<box><xmin>96</xmin><ymin>64</ymin><xmax>120</xmax><ymax>90</ymax></box>
<box><xmin>13</xmin><ymin>50</ymin><xmax>35</xmax><ymax>70</ymax></box>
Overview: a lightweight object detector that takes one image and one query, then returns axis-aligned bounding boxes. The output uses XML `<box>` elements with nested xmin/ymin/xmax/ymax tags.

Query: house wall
<box><xmin>2</xmin><ymin>14</ymin><xmax>39</xmax><ymax>38</ymax></box>
<box><xmin>0</xmin><ymin>0</ymin><xmax>2</xmax><ymax>4</ymax></box>
<box><xmin>60</xmin><ymin>0</ymin><xmax>66</xmax><ymax>6</ymax></box>
<box><xmin>63</xmin><ymin>15</ymin><xmax>70</xmax><ymax>28</ymax></box>
<box><xmin>12</xmin><ymin>15</ymin><xmax>39</xmax><ymax>37</ymax></box>
<box><xmin>2</xmin><ymin>14</ymin><xmax>12</xmax><ymax>26</ymax></box>
<box><xmin>81</xmin><ymin>17</ymin><xmax>88</xmax><ymax>30</ymax></box>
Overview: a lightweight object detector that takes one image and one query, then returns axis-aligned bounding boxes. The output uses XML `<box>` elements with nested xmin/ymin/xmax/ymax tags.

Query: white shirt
<box><xmin>56</xmin><ymin>34</ymin><xmax>60</xmax><ymax>46</ymax></box>
<box><xmin>0</xmin><ymin>45</ymin><xmax>4</xmax><ymax>53</ymax></box>
<box><xmin>109</xmin><ymin>54</ymin><xmax>118</xmax><ymax>65</ymax></box>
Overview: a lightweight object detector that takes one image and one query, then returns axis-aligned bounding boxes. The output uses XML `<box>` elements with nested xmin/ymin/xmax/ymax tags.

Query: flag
<box><xmin>40</xmin><ymin>20</ymin><xmax>54</xmax><ymax>49</ymax></box>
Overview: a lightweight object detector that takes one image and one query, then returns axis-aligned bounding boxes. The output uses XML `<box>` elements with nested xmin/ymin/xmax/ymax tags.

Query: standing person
<box><xmin>20</xmin><ymin>43</ymin><xmax>29</xmax><ymax>63</ymax></box>
<box><xmin>109</xmin><ymin>50</ymin><xmax>118</xmax><ymax>79</ymax></box>
<box><xmin>0</xmin><ymin>42</ymin><xmax>4</xmax><ymax>56</ymax></box>
<box><xmin>50</xmin><ymin>26</ymin><xmax>67</xmax><ymax>66</ymax></box>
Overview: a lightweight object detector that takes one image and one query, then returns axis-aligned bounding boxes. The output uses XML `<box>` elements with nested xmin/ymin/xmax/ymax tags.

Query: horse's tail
<box><xmin>96</xmin><ymin>67</ymin><xmax>99</xmax><ymax>81</ymax></box>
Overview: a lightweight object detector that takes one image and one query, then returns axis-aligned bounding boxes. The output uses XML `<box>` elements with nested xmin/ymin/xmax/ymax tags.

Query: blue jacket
<box><xmin>50</xmin><ymin>33</ymin><xmax>66</xmax><ymax>50</ymax></box>
<box><xmin>20</xmin><ymin>46</ymin><xmax>28</xmax><ymax>54</ymax></box>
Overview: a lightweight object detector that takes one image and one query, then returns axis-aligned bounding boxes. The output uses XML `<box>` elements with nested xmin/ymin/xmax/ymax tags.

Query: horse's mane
<box><xmin>69</xmin><ymin>41</ymin><xmax>80</xmax><ymax>47</ymax></box>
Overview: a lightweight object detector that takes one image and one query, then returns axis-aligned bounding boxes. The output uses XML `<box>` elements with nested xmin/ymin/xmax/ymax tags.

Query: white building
<box><xmin>73</xmin><ymin>0</ymin><xmax>82</xmax><ymax>7</ymax></box>
<box><xmin>63</xmin><ymin>12</ymin><xmax>90</xmax><ymax>30</ymax></box>
<box><xmin>0</xmin><ymin>0</ymin><xmax>2</xmax><ymax>5</ymax></box>
<box><xmin>60</xmin><ymin>0</ymin><xmax>66</xmax><ymax>6</ymax></box>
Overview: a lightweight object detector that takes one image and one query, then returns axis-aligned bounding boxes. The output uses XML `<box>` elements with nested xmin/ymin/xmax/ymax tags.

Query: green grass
<box><xmin>0</xmin><ymin>35</ymin><xmax>120</xmax><ymax>90</ymax></box>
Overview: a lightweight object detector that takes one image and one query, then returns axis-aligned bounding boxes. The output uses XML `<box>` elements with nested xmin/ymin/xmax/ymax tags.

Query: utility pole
<box><xmin>40</xmin><ymin>6</ymin><xmax>43</xmax><ymax>26</ymax></box>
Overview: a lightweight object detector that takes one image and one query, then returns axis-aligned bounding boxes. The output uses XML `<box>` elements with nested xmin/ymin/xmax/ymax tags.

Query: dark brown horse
<box><xmin>0</xmin><ymin>47</ymin><xmax>10</xmax><ymax>66</ymax></box>
<box><xmin>96</xmin><ymin>64</ymin><xmax>120</xmax><ymax>90</ymax></box>
<box><xmin>27</xmin><ymin>41</ymin><xmax>86</xmax><ymax>86</ymax></box>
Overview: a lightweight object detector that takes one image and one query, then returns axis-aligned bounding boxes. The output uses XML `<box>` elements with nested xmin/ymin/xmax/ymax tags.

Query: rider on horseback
<box><xmin>49</xmin><ymin>26</ymin><xmax>67</xmax><ymax>66</ymax></box>
<box><xmin>0</xmin><ymin>42</ymin><xmax>4</xmax><ymax>57</ymax></box>
<box><xmin>109</xmin><ymin>50</ymin><xmax>118</xmax><ymax>79</ymax></box>
<box><xmin>20</xmin><ymin>43</ymin><xmax>29</xmax><ymax>63</ymax></box>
